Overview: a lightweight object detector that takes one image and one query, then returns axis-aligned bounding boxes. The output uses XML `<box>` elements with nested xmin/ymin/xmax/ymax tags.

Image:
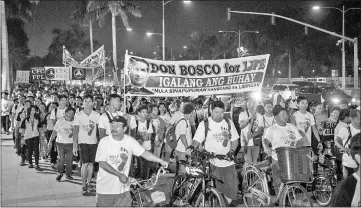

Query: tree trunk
<box><xmin>90</xmin><ymin>18</ymin><xmax>94</xmax><ymax>86</ymax></box>
<box><xmin>1</xmin><ymin>1</ymin><xmax>10</xmax><ymax>91</ymax></box>
<box><xmin>112</xmin><ymin>13</ymin><xmax>118</xmax><ymax>87</ymax></box>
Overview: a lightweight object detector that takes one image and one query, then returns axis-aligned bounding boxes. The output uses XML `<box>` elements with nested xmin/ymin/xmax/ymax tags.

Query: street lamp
<box><xmin>312</xmin><ymin>5</ymin><xmax>361</xmax><ymax>90</ymax></box>
<box><xmin>218</xmin><ymin>30</ymin><xmax>259</xmax><ymax>56</ymax></box>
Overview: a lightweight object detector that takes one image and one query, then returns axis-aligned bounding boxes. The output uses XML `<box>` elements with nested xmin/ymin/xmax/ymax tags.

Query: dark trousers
<box><xmin>56</xmin><ymin>143</ymin><xmax>73</xmax><ymax>176</ymax></box>
<box><xmin>25</xmin><ymin>137</ymin><xmax>40</xmax><ymax>165</ymax></box>
<box><xmin>46</xmin><ymin>130</ymin><xmax>58</xmax><ymax>164</ymax></box>
<box><xmin>139</xmin><ymin>157</ymin><xmax>150</xmax><ymax>180</ymax></box>
<box><xmin>1</xmin><ymin>115</ymin><xmax>9</xmax><ymax>133</ymax></box>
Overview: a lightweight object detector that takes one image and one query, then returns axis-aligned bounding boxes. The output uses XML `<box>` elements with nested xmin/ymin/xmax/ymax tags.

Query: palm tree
<box><xmin>71</xmin><ymin>0</ymin><xmax>98</xmax><ymax>80</ymax></box>
<box><xmin>87</xmin><ymin>1</ymin><xmax>141</xmax><ymax>87</ymax></box>
<box><xmin>1</xmin><ymin>0</ymin><xmax>37</xmax><ymax>90</ymax></box>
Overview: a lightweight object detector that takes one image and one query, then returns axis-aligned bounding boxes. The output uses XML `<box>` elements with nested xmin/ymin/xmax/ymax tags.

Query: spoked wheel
<box><xmin>280</xmin><ymin>184</ymin><xmax>313</xmax><ymax>207</ymax></box>
<box><xmin>170</xmin><ymin>174</ymin><xmax>187</xmax><ymax>205</ymax></box>
<box><xmin>312</xmin><ymin>176</ymin><xmax>333</xmax><ymax>206</ymax></box>
<box><xmin>194</xmin><ymin>187</ymin><xmax>225</xmax><ymax>207</ymax></box>
<box><xmin>242</xmin><ymin>169</ymin><xmax>268</xmax><ymax>207</ymax></box>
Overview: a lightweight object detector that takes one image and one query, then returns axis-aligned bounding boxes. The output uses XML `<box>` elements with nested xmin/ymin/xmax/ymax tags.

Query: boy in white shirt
<box><xmin>73</xmin><ymin>94</ymin><xmax>100</xmax><ymax>195</ymax></box>
<box><xmin>135</xmin><ymin>105</ymin><xmax>154</xmax><ymax>179</ymax></box>
<box><xmin>291</xmin><ymin>96</ymin><xmax>322</xmax><ymax>148</ymax></box>
<box><xmin>95</xmin><ymin>116</ymin><xmax>168</xmax><ymax>207</ymax></box>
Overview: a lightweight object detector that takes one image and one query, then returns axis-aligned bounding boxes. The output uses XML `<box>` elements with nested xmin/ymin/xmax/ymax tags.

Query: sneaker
<box><xmin>66</xmin><ymin>175</ymin><xmax>73</xmax><ymax>180</ymax></box>
<box><xmin>35</xmin><ymin>165</ymin><xmax>43</xmax><ymax>171</ymax></box>
<box><xmin>51</xmin><ymin>164</ymin><xmax>57</xmax><ymax>169</ymax></box>
<box><xmin>56</xmin><ymin>174</ymin><xmax>63</xmax><ymax>182</ymax></box>
<box><xmin>19</xmin><ymin>161</ymin><xmax>25</xmax><ymax>166</ymax></box>
<box><xmin>82</xmin><ymin>184</ymin><xmax>88</xmax><ymax>196</ymax></box>
<box><xmin>28</xmin><ymin>164</ymin><xmax>34</xmax><ymax>168</ymax></box>
<box><xmin>87</xmin><ymin>182</ymin><xmax>94</xmax><ymax>192</ymax></box>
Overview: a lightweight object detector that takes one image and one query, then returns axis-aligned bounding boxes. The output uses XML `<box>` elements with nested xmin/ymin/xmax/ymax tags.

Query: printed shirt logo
<box><xmin>109</xmin><ymin>147</ymin><xmax>129</xmax><ymax>173</ymax></box>
<box><xmin>212</xmin><ymin>125</ymin><xmax>230</xmax><ymax>147</ymax></box>
<box><xmin>283</xmin><ymin>130</ymin><xmax>297</xmax><ymax>146</ymax></box>
<box><xmin>298</xmin><ymin>118</ymin><xmax>311</xmax><ymax>133</ymax></box>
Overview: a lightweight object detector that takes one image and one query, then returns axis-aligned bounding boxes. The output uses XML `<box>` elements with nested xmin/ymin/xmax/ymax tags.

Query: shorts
<box><xmin>210</xmin><ymin>164</ymin><xmax>238</xmax><ymax>201</ymax></box>
<box><xmin>79</xmin><ymin>143</ymin><xmax>98</xmax><ymax>163</ymax></box>
<box><xmin>96</xmin><ymin>191</ymin><xmax>131</xmax><ymax>207</ymax></box>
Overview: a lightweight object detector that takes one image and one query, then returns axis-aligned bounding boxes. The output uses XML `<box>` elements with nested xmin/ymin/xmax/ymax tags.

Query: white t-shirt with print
<box><xmin>194</xmin><ymin>118</ymin><xmax>239</xmax><ymax>167</ymax></box>
<box><xmin>159</xmin><ymin>114</ymin><xmax>171</xmax><ymax>127</ymax></box>
<box><xmin>135</xmin><ymin>120</ymin><xmax>154</xmax><ymax>150</ymax></box>
<box><xmin>170</xmin><ymin>111</ymin><xmax>183</xmax><ymax>125</ymax></box>
<box><xmin>98</xmin><ymin>111</ymin><xmax>137</xmax><ymax>136</ymax></box>
<box><xmin>95</xmin><ymin>134</ymin><xmax>145</xmax><ymax>195</ymax></box>
<box><xmin>74</xmin><ymin>110</ymin><xmax>100</xmax><ymax>144</ymax></box>
<box><xmin>49</xmin><ymin>107</ymin><xmax>66</xmax><ymax>131</ymax></box>
<box><xmin>54</xmin><ymin>118</ymin><xmax>74</xmax><ymax>144</ymax></box>
<box><xmin>1</xmin><ymin>99</ymin><xmax>10</xmax><ymax>116</ymax></box>
<box><xmin>337</xmin><ymin>124</ymin><xmax>360</xmax><ymax>168</ymax></box>
<box><xmin>264</xmin><ymin>123</ymin><xmax>303</xmax><ymax>161</ymax></box>
<box><xmin>239</xmin><ymin>111</ymin><xmax>262</xmax><ymax>146</ymax></box>
<box><xmin>292</xmin><ymin>111</ymin><xmax>315</xmax><ymax>145</ymax></box>
<box><xmin>175</xmin><ymin>117</ymin><xmax>192</xmax><ymax>153</ymax></box>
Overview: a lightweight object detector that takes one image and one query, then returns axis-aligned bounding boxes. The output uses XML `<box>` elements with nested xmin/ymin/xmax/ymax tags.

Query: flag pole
<box><xmin>123</xmin><ymin>50</ymin><xmax>128</xmax><ymax>113</ymax></box>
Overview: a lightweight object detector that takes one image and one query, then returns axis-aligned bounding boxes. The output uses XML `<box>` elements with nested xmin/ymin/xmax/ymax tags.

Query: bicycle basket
<box><xmin>276</xmin><ymin>146</ymin><xmax>312</xmax><ymax>183</ymax></box>
<box><xmin>140</xmin><ymin>173</ymin><xmax>175</xmax><ymax>206</ymax></box>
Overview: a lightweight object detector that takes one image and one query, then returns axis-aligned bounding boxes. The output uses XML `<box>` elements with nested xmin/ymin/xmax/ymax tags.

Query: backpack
<box><xmin>165</xmin><ymin>118</ymin><xmax>188</xmax><ymax>150</ymax></box>
<box><xmin>202</xmin><ymin>117</ymin><xmax>232</xmax><ymax>147</ymax></box>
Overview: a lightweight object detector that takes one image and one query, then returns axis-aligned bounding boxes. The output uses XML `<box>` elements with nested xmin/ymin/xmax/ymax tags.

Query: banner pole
<box><xmin>123</xmin><ymin>50</ymin><xmax>128</xmax><ymax>113</ymax></box>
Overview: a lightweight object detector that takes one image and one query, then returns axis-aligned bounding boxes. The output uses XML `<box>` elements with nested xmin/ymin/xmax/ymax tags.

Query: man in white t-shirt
<box><xmin>335</xmin><ymin>109</ymin><xmax>360</xmax><ymax>178</ymax></box>
<box><xmin>175</xmin><ymin>103</ymin><xmax>194</xmax><ymax>174</ymax></box>
<box><xmin>191</xmin><ymin>101</ymin><xmax>239</xmax><ymax>205</ymax></box>
<box><xmin>149</xmin><ymin>104</ymin><xmax>165</xmax><ymax>159</ymax></box>
<box><xmin>263</xmin><ymin>105</ymin><xmax>305</xmax><ymax>196</ymax></box>
<box><xmin>98</xmin><ymin>94</ymin><xmax>136</xmax><ymax>139</ymax></box>
<box><xmin>1</xmin><ymin>92</ymin><xmax>10</xmax><ymax>135</ymax></box>
<box><xmin>73</xmin><ymin>94</ymin><xmax>100</xmax><ymax>195</ymax></box>
<box><xmin>291</xmin><ymin>96</ymin><xmax>322</xmax><ymax>148</ymax></box>
<box><xmin>95</xmin><ymin>116</ymin><xmax>168</xmax><ymax>207</ymax></box>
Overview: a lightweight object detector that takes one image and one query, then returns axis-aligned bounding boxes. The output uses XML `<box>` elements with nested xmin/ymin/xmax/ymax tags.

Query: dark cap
<box><xmin>350</xmin><ymin>109</ymin><xmax>360</xmax><ymax>118</ymax></box>
<box><xmin>110</xmin><ymin>115</ymin><xmax>128</xmax><ymax>128</ymax></box>
<box><xmin>137</xmin><ymin>104</ymin><xmax>149</xmax><ymax>113</ymax></box>
<box><xmin>183</xmin><ymin>103</ymin><xmax>195</xmax><ymax>114</ymax></box>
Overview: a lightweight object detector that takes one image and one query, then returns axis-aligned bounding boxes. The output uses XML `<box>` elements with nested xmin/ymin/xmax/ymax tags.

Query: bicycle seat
<box><xmin>253</xmin><ymin>160</ymin><xmax>270</xmax><ymax>169</ymax></box>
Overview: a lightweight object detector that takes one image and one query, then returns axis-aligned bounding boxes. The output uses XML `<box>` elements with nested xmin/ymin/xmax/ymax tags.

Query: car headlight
<box><xmin>352</xmin><ymin>98</ymin><xmax>356</xmax><ymax>103</ymax></box>
<box><xmin>332</xmin><ymin>98</ymin><xmax>340</xmax><ymax>104</ymax></box>
<box><xmin>268</xmin><ymin>93</ymin><xmax>273</xmax><ymax>98</ymax></box>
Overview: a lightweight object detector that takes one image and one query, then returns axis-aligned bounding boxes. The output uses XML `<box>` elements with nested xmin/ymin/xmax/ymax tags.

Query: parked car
<box><xmin>292</xmin><ymin>81</ymin><xmax>315</xmax><ymax>88</ymax></box>
<box><xmin>298</xmin><ymin>86</ymin><xmax>323</xmax><ymax>103</ymax></box>
<box><xmin>321</xmin><ymin>87</ymin><xmax>354</xmax><ymax>107</ymax></box>
<box><xmin>269</xmin><ymin>84</ymin><xmax>299</xmax><ymax>100</ymax></box>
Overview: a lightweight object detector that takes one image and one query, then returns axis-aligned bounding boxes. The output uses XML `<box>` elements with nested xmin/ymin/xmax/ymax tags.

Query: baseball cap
<box><xmin>110</xmin><ymin>115</ymin><xmax>128</xmax><ymax>128</ymax></box>
<box><xmin>183</xmin><ymin>103</ymin><xmax>195</xmax><ymax>114</ymax></box>
<box><xmin>350</xmin><ymin>109</ymin><xmax>360</xmax><ymax>118</ymax></box>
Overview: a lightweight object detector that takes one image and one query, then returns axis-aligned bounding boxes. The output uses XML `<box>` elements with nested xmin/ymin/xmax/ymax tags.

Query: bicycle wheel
<box><xmin>312</xmin><ymin>175</ymin><xmax>333</xmax><ymax>206</ymax></box>
<box><xmin>194</xmin><ymin>187</ymin><xmax>225</xmax><ymax>207</ymax></box>
<box><xmin>242</xmin><ymin>169</ymin><xmax>268</xmax><ymax>207</ymax></box>
<box><xmin>170</xmin><ymin>174</ymin><xmax>187</xmax><ymax>204</ymax></box>
<box><xmin>280</xmin><ymin>184</ymin><xmax>313</xmax><ymax>207</ymax></box>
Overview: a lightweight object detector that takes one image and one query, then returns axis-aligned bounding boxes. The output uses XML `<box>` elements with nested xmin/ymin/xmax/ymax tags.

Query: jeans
<box><xmin>25</xmin><ymin>137</ymin><xmax>40</xmax><ymax>165</ymax></box>
<box><xmin>96</xmin><ymin>192</ymin><xmax>131</xmax><ymax>207</ymax></box>
<box><xmin>163</xmin><ymin>143</ymin><xmax>173</xmax><ymax>162</ymax></box>
<box><xmin>245</xmin><ymin>146</ymin><xmax>260</xmax><ymax>163</ymax></box>
<box><xmin>1</xmin><ymin>115</ymin><xmax>9</xmax><ymax>133</ymax></box>
<box><xmin>39</xmin><ymin>133</ymin><xmax>48</xmax><ymax>158</ymax></box>
<box><xmin>174</xmin><ymin>150</ymin><xmax>187</xmax><ymax>174</ymax></box>
<box><xmin>56</xmin><ymin>142</ymin><xmax>73</xmax><ymax>176</ymax></box>
<box><xmin>46</xmin><ymin>130</ymin><xmax>58</xmax><ymax>164</ymax></box>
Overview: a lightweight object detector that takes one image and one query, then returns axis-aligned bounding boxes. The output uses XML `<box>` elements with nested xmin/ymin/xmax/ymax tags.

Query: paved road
<box><xmin>1</xmin><ymin>134</ymin><xmax>96</xmax><ymax>207</ymax></box>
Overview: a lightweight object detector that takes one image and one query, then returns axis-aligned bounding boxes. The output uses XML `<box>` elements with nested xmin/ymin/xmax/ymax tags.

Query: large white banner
<box><xmin>15</xmin><ymin>71</ymin><xmax>30</xmax><ymax>83</ymax></box>
<box><xmin>124</xmin><ymin>54</ymin><xmax>270</xmax><ymax>97</ymax></box>
<box><xmin>44</xmin><ymin>67</ymin><xmax>70</xmax><ymax>80</ymax></box>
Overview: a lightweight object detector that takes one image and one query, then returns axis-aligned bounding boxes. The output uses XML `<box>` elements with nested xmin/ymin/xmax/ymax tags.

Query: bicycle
<box><xmin>128</xmin><ymin>166</ymin><xmax>173</xmax><ymax>207</ymax></box>
<box><xmin>169</xmin><ymin>149</ymin><xmax>231</xmax><ymax>207</ymax></box>
<box><xmin>242</xmin><ymin>147</ymin><xmax>313</xmax><ymax>207</ymax></box>
<box><xmin>310</xmin><ymin>155</ymin><xmax>341</xmax><ymax>206</ymax></box>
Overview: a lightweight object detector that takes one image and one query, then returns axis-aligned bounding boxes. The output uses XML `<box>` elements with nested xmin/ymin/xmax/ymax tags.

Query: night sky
<box><xmin>25</xmin><ymin>0</ymin><xmax>345</xmax><ymax>58</ymax></box>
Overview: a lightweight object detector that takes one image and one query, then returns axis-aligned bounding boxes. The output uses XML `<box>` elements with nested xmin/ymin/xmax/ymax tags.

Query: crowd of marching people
<box><xmin>1</xmin><ymin>83</ymin><xmax>360</xmax><ymax>207</ymax></box>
